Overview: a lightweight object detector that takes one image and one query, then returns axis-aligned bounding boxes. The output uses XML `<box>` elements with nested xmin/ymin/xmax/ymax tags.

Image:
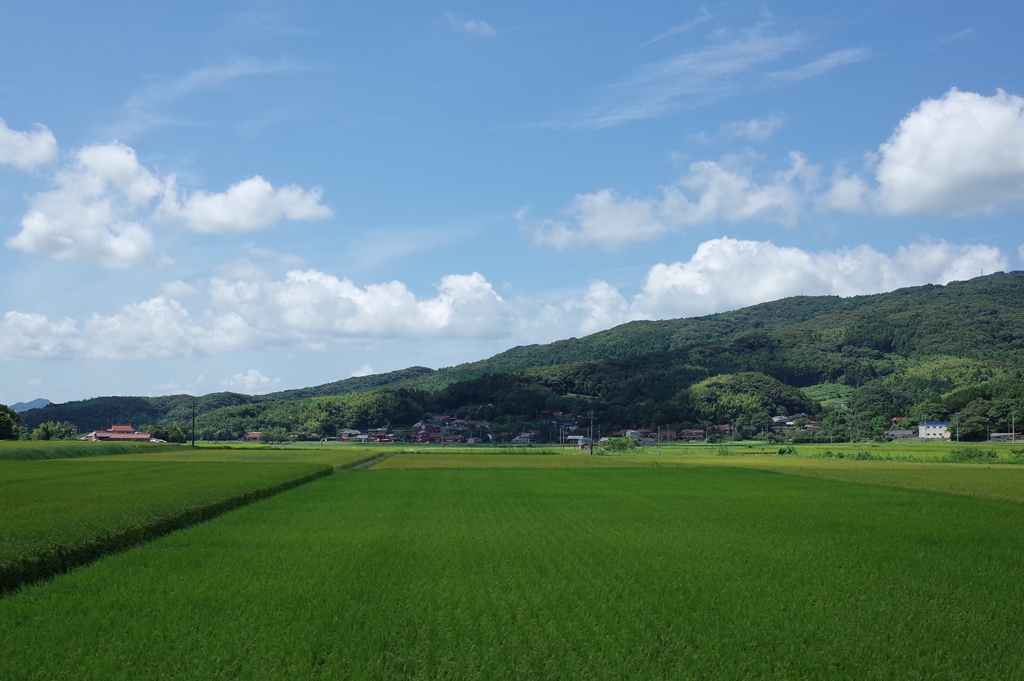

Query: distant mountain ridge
<box><xmin>395</xmin><ymin>272</ymin><xmax>1024</xmax><ymax>391</ymax></box>
<box><xmin>11</xmin><ymin>399</ymin><xmax>51</xmax><ymax>413</ymax></box>
<box><xmin>19</xmin><ymin>367</ymin><xmax>433</xmax><ymax>431</ymax></box>
<box><xmin>17</xmin><ymin>271</ymin><xmax>1024</xmax><ymax>435</ymax></box>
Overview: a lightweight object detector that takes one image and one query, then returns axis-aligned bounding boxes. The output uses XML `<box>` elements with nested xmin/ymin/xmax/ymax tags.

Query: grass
<box><xmin>2</xmin><ymin>467</ymin><xmax>1024</xmax><ymax>679</ymax></box>
<box><xmin>378</xmin><ymin>452</ymin><xmax>1024</xmax><ymax>504</ymax></box>
<box><xmin>0</xmin><ymin>440</ymin><xmax>186</xmax><ymax>460</ymax></box>
<box><xmin>0</xmin><ymin>460</ymin><xmax>330</xmax><ymax>594</ymax></box>
<box><xmin>87</xmin><ymin>443</ymin><xmax>382</xmax><ymax>469</ymax></box>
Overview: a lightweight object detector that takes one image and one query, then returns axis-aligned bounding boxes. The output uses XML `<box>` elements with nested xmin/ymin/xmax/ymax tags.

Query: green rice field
<box><xmin>0</xmin><ymin>460</ymin><xmax>330</xmax><ymax>593</ymax></box>
<box><xmin>0</xmin><ymin>440</ymin><xmax>187</xmax><ymax>460</ymax></box>
<box><xmin>3</xmin><ymin>463</ymin><xmax>1024</xmax><ymax>679</ymax></box>
<box><xmin>88</xmin><ymin>444</ymin><xmax>382</xmax><ymax>469</ymax></box>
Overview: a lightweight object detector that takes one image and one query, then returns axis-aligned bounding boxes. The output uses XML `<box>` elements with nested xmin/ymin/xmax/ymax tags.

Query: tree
<box><xmin>32</xmin><ymin>421</ymin><xmax>77</xmax><ymax>441</ymax></box>
<box><xmin>146</xmin><ymin>424</ymin><xmax>187</xmax><ymax>443</ymax></box>
<box><xmin>259</xmin><ymin>427</ymin><xmax>288</xmax><ymax>444</ymax></box>
<box><xmin>0</xmin><ymin>404</ymin><xmax>24</xmax><ymax>440</ymax></box>
<box><xmin>602</xmin><ymin>436</ymin><xmax>636</xmax><ymax>452</ymax></box>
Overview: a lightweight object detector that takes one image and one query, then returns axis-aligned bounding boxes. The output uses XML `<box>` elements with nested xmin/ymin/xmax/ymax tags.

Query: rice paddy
<box><xmin>87</xmin><ymin>444</ymin><xmax>382</xmax><ymax>469</ymax></box>
<box><xmin>0</xmin><ymin>460</ymin><xmax>330</xmax><ymax>593</ymax></box>
<box><xmin>3</xmin><ymin>463</ymin><xmax>1024</xmax><ymax>679</ymax></box>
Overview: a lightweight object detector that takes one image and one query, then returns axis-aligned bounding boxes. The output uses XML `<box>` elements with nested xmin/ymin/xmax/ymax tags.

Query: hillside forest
<box><xmin>9</xmin><ymin>271</ymin><xmax>1024</xmax><ymax>444</ymax></box>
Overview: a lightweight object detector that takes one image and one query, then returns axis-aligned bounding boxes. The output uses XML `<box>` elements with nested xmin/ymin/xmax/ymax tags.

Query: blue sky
<box><xmin>2</xmin><ymin>1</ymin><xmax>1024</xmax><ymax>404</ymax></box>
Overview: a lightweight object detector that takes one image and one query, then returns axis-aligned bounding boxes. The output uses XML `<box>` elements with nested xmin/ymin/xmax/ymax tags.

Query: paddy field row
<box><xmin>0</xmin><ymin>460</ymin><xmax>331</xmax><ymax>594</ymax></box>
<box><xmin>3</xmin><ymin>466</ymin><xmax>1024</xmax><ymax>679</ymax></box>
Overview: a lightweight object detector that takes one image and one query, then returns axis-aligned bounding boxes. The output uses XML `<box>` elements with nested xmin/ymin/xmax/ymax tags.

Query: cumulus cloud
<box><xmin>444</xmin><ymin>12</ymin><xmax>495</xmax><ymax>36</ymax></box>
<box><xmin>630</xmin><ymin>237</ymin><xmax>1008</xmax><ymax>318</ymax></box>
<box><xmin>528</xmin><ymin>152</ymin><xmax>817</xmax><ymax>249</ymax></box>
<box><xmin>873</xmin><ymin>88</ymin><xmax>1024</xmax><ymax>215</ymax></box>
<box><xmin>5</xmin><ymin>134</ymin><xmax>332</xmax><ymax>267</ymax></box>
<box><xmin>0</xmin><ymin>119</ymin><xmax>58</xmax><ymax>170</ymax></box>
<box><xmin>0</xmin><ymin>268</ymin><xmax>509</xmax><ymax>362</ymax></box>
<box><xmin>209</xmin><ymin>269</ymin><xmax>509</xmax><ymax>341</ymax></box>
<box><xmin>5</xmin><ymin>142</ymin><xmax>164</xmax><ymax>268</ymax></box>
<box><xmin>0</xmin><ymin>312</ymin><xmax>79</xmax><ymax>360</ymax></box>
<box><xmin>350</xmin><ymin>364</ymin><xmax>375</xmax><ymax>377</ymax></box>
<box><xmin>0</xmin><ymin>240</ymin><xmax>1011</xmax><ymax>362</ymax></box>
<box><xmin>224</xmin><ymin>369</ymin><xmax>279</xmax><ymax>394</ymax></box>
<box><xmin>507</xmin><ymin>237</ymin><xmax>1010</xmax><ymax>344</ymax></box>
<box><xmin>531</xmin><ymin>89</ymin><xmax>1024</xmax><ymax>250</ymax></box>
<box><xmin>158</xmin><ymin>176</ymin><xmax>332</xmax><ymax>233</ymax></box>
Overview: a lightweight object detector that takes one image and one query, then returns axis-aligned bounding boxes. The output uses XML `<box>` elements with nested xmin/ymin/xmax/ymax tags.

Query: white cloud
<box><xmin>5</xmin><ymin>142</ymin><xmax>164</xmax><ymax>268</ymax></box>
<box><xmin>531</xmin><ymin>89</ymin><xmax>1024</xmax><ymax>250</ymax></box>
<box><xmin>0</xmin><ymin>119</ymin><xmax>58</xmax><ymax>170</ymax></box>
<box><xmin>528</xmin><ymin>152</ymin><xmax>817</xmax><ymax>249</ymax></box>
<box><xmin>444</xmin><ymin>12</ymin><xmax>495</xmax><ymax>36</ymax></box>
<box><xmin>510</xmin><ymin>237</ymin><xmax>1009</xmax><ymax>343</ymax></box>
<box><xmin>0</xmin><ymin>312</ymin><xmax>79</xmax><ymax>360</ymax></box>
<box><xmin>350</xmin><ymin>364</ymin><xmax>375</xmax><ymax>377</ymax></box>
<box><xmin>528</xmin><ymin>188</ymin><xmax>672</xmax><ymax>250</ymax></box>
<box><xmin>874</xmin><ymin>88</ymin><xmax>1024</xmax><ymax>215</ymax></box>
<box><xmin>158</xmin><ymin>175</ymin><xmax>333</xmax><ymax>233</ymax></box>
<box><xmin>767</xmin><ymin>48</ymin><xmax>870</xmax><ymax>84</ymax></box>
<box><xmin>721</xmin><ymin>115</ymin><xmax>782</xmax><ymax>142</ymax></box>
<box><xmin>630</xmin><ymin>237</ymin><xmax>1008</xmax><ymax>318</ymax></box>
<box><xmin>0</xmin><ymin>269</ymin><xmax>509</xmax><ymax>361</ymax></box>
<box><xmin>82</xmin><ymin>296</ymin><xmax>206</xmax><ymax>360</ymax></box>
<box><xmin>209</xmin><ymin>269</ymin><xmax>509</xmax><ymax>340</ymax></box>
<box><xmin>817</xmin><ymin>169</ymin><xmax>868</xmax><ymax>212</ymax></box>
<box><xmin>1019</xmin><ymin>245</ymin><xmax>1024</xmax><ymax>264</ymax></box>
<box><xmin>0</xmin><ymin>240</ymin><xmax>1012</xmax><ymax>363</ymax></box>
<box><xmin>6</xmin><ymin>136</ymin><xmax>332</xmax><ymax>266</ymax></box>
<box><xmin>224</xmin><ymin>369</ymin><xmax>279</xmax><ymax>394</ymax></box>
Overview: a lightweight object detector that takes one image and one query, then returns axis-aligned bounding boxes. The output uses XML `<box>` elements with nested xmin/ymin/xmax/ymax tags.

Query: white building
<box><xmin>919</xmin><ymin>422</ymin><xmax>951</xmax><ymax>439</ymax></box>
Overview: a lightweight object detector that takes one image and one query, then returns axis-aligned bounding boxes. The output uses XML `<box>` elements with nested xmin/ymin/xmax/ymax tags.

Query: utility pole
<box><xmin>589</xmin><ymin>411</ymin><xmax>594</xmax><ymax>456</ymax></box>
<box><xmin>191</xmin><ymin>397</ymin><xmax>197</xmax><ymax>448</ymax></box>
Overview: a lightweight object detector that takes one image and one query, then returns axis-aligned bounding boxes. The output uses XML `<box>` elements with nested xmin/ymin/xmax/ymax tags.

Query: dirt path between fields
<box><xmin>348</xmin><ymin>452</ymin><xmax>397</xmax><ymax>469</ymax></box>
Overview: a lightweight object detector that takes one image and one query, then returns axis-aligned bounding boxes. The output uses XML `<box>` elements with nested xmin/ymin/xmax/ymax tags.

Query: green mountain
<box><xmin>19</xmin><ymin>366</ymin><xmax>434</xmax><ymax>432</ymax></box>
<box><xmin>399</xmin><ymin>272</ymin><xmax>1024</xmax><ymax>391</ymax></box>
<box><xmin>17</xmin><ymin>271</ymin><xmax>1024</xmax><ymax>442</ymax></box>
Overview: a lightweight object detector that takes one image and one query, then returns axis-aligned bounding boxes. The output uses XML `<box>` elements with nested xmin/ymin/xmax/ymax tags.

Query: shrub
<box><xmin>947</xmin><ymin>447</ymin><xmax>998</xmax><ymax>463</ymax></box>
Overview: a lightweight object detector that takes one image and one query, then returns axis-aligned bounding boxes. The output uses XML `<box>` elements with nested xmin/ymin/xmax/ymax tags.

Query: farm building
<box><xmin>81</xmin><ymin>425</ymin><xmax>152</xmax><ymax>442</ymax></box>
<box><xmin>918</xmin><ymin>422</ymin><xmax>951</xmax><ymax>439</ymax></box>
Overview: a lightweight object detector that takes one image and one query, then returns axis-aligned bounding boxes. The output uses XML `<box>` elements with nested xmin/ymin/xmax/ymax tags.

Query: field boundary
<box><xmin>0</xmin><ymin>443</ymin><xmax>189</xmax><ymax>461</ymax></box>
<box><xmin>0</xmin><ymin>464</ymin><xmax>333</xmax><ymax>597</ymax></box>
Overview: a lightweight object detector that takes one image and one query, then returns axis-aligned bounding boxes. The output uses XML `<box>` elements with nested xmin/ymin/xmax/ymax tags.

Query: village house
<box><xmin>82</xmin><ymin>424</ymin><xmax>153</xmax><ymax>442</ymax></box>
<box><xmin>919</xmin><ymin>422</ymin><xmax>951</xmax><ymax>439</ymax></box>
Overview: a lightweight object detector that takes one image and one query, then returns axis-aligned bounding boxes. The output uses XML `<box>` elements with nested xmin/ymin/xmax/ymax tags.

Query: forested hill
<box><xmin>16</xmin><ymin>271</ymin><xmax>1024</xmax><ymax>438</ymax></box>
<box><xmin>400</xmin><ymin>271</ymin><xmax>1024</xmax><ymax>391</ymax></box>
<box><xmin>19</xmin><ymin>366</ymin><xmax>434</xmax><ymax>431</ymax></box>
